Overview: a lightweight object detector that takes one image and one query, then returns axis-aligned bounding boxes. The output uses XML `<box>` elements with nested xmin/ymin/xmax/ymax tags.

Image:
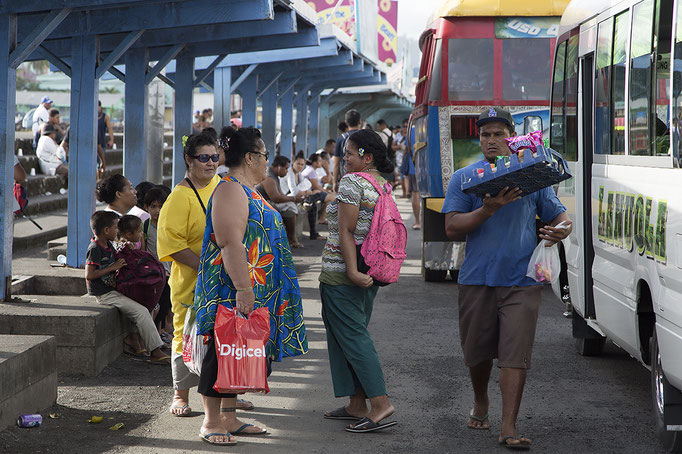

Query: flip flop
<box><xmin>468</xmin><ymin>408</ymin><xmax>489</xmax><ymax>430</ymax></box>
<box><xmin>147</xmin><ymin>355</ymin><xmax>171</xmax><ymax>365</ymax></box>
<box><xmin>199</xmin><ymin>432</ymin><xmax>237</xmax><ymax>446</ymax></box>
<box><xmin>345</xmin><ymin>417</ymin><xmax>397</xmax><ymax>433</ymax></box>
<box><xmin>169</xmin><ymin>403</ymin><xmax>192</xmax><ymax>417</ymax></box>
<box><xmin>499</xmin><ymin>435</ymin><xmax>531</xmax><ymax>450</ymax></box>
<box><xmin>236</xmin><ymin>398</ymin><xmax>255</xmax><ymax>411</ymax></box>
<box><xmin>123</xmin><ymin>344</ymin><xmax>148</xmax><ymax>357</ymax></box>
<box><xmin>412</xmin><ymin>224</ymin><xmax>421</xmax><ymax>230</ymax></box>
<box><xmin>232</xmin><ymin>423</ymin><xmax>268</xmax><ymax>436</ymax></box>
<box><xmin>324</xmin><ymin>407</ymin><xmax>363</xmax><ymax>421</ymax></box>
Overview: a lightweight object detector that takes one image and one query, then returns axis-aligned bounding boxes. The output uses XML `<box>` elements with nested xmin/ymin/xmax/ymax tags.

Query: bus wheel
<box><xmin>424</xmin><ymin>269</ymin><xmax>447</xmax><ymax>282</ymax></box>
<box><xmin>651</xmin><ymin>331</ymin><xmax>682</xmax><ymax>452</ymax></box>
<box><xmin>572</xmin><ymin>309</ymin><xmax>605</xmax><ymax>356</ymax></box>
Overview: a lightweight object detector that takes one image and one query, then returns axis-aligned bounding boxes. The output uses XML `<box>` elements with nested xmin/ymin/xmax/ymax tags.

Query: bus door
<box><xmin>580</xmin><ymin>53</ymin><xmax>596</xmax><ymax>319</ymax></box>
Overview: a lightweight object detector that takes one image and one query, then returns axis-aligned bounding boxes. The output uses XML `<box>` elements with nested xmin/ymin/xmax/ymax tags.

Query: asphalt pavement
<box><xmin>1</xmin><ymin>198</ymin><xmax>666</xmax><ymax>453</ymax></box>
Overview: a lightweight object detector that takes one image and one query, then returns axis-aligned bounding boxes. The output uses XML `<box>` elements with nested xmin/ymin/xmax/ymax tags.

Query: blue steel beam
<box><xmin>261</xmin><ymin>83</ymin><xmax>277</xmax><ymax>156</ymax></box>
<box><xmin>255</xmin><ymin>50</ymin><xmax>352</xmax><ymax>75</ymax></box>
<box><xmin>193</xmin><ymin>54</ymin><xmax>226</xmax><ymax>88</ymax></box>
<box><xmin>124</xmin><ymin>48</ymin><xmax>148</xmax><ymax>186</ymax></box>
<box><xmin>307</xmin><ymin>93</ymin><xmax>320</xmax><ymax>154</ymax></box>
<box><xmin>294</xmin><ymin>90</ymin><xmax>308</xmax><ymax>156</ymax></box>
<box><xmin>173</xmin><ymin>54</ymin><xmax>194</xmax><ymax>185</ymax></box>
<box><xmin>256</xmin><ymin>72</ymin><xmax>282</xmax><ymax>99</ymax></box>
<box><xmin>231</xmin><ymin>64</ymin><xmax>259</xmax><ymax>92</ymax></box>
<box><xmin>277</xmin><ymin>76</ymin><xmax>301</xmax><ymax>102</ymax></box>
<box><xmin>66</xmin><ymin>34</ymin><xmax>98</xmax><ymax>268</ymax></box>
<box><xmin>0</xmin><ymin>14</ymin><xmax>17</xmax><ymax>300</ymax></box>
<box><xmin>1</xmin><ymin>0</ymin><xmax>169</xmax><ymax>14</ymax></box>
<box><xmin>9</xmin><ymin>8</ymin><xmax>71</xmax><ymax>68</ymax></box>
<box><xmin>280</xmin><ymin>87</ymin><xmax>294</xmax><ymax>159</ymax></box>
<box><xmin>146</xmin><ymin>44</ymin><xmax>184</xmax><ymax>85</ymax></box>
<box><xmin>155</xmin><ymin>72</ymin><xmax>175</xmax><ymax>88</ymax></box>
<box><xmin>16</xmin><ymin>0</ymin><xmax>273</xmax><ymax>39</ymax></box>
<box><xmin>35</xmin><ymin>44</ymin><xmax>71</xmax><ymax>76</ymax></box>
<box><xmin>95</xmin><ymin>30</ymin><xmax>144</xmax><ymax>79</ymax></box>
<box><xmin>213</xmin><ymin>66</ymin><xmax>231</xmax><ymax>132</ymax></box>
<box><xmin>240</xmin><ymin>74</ymin><xmax>258</xmax><ymax>128</ymax></box>
<box><xmin>107</xmin><ymin>65</ymin><xmax>126</xmax><ymax>83</ymax></box>
<box><xmin>29</xmin><ymin>10</ymin><xmax>298</xmax><ymax>58</ymax></box>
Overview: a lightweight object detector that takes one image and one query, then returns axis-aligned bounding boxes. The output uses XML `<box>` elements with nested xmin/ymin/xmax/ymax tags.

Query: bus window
<box><xmin>565</xmin><ymin>34</ymin><xmax>579</xmax><ymax>161</ymax></box>
<box><xmin>429</xmin><ymin>39</ymin><xmax>443</xmax><ymax>101</ymax></box>
<box><xmin>629</xmin><ymin>0</ymin><xmax>655</xmax><ymax>156</ymax></box>
<box><xmin>551</xmin><ymin>41</ymin><xmax>566</xmax><ymax>156</ymax></box>
<box><xmin>416</xmin><ymin>33</ymin><xmax>435</xmax><ymax>105</ymax></box>
<box><xmin>524</xmin><ymin>116</ymin><xmax>543</xmax><ymax>134</ymax></box>
<box><xmin>595</xmin><ymin>18</ymin><xmax>614</xmax><ymax>155</ymax></box>
<box><xmin>450</xmin><ymin>116</ymin><xmax>482</xmax><ymax>170</ymax></box>
<box><xmin>612</xmin><ymin>11</ymin><xmax>629</xmax><ymax>155</ymax></box>
<box><xmin>653</xmin><ymin>0</ymin><xmax>673</xmax><ymax>157</ymax></box>
<box><xmin>672</xmin><ymin>0</ymin><xmax>682</xmax><ymax>166</ymax></box>
<box><xmin>502</xmin><ymin>39</ymin><xmax>551</xmax><ymax>101</ymax></box>
<box><xmin>448</xmin><ymin>39</ymin><xmax>494</xmax><ymax>100</ymax></box>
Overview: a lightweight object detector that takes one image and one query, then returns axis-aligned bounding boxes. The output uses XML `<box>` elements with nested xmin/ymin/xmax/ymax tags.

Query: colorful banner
<box><xmin>377</xmin><ymin>0</ymin><xmax>398</xmax><ymax>65</ymax></box>
<box><xmin>495</xmin><ymin>17</ymin><xmax>560</xmax><ymax>39</ymax></box>
<box><xmin>307</xmin><ymin>0</ymin><xmax>356</xmax><ymax>38</ymax></box>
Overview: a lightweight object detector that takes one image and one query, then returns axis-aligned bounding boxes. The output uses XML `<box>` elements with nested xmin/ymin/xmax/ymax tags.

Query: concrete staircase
<box><xmin>13</xmin><ymin>133</ymin><xmax>175</xmax><ymax>251</ymax></box>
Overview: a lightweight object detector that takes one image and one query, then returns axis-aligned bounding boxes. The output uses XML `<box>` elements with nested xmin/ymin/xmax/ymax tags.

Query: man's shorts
<box><xmin>457</xmin><ymin>285</ymin><xmax>542</xmax><ymax>369</ymax></box>
<box><xmin>407</xmin><ymin>174</ymin><xmax>417</xmax><ymax>194</ymax></box>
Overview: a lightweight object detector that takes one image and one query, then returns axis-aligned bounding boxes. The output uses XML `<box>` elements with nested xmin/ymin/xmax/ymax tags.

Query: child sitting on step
<box><xmin>85</xmin><ymin>211</ymin><xmax>170</xmax><ymax>365</ymax></box>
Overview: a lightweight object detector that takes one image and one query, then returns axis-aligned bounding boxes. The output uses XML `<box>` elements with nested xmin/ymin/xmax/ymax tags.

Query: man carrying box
<box><xmin>442</xmin><ymin>107</ymin><xmax>572</xmax><ymax>450</ymax></box>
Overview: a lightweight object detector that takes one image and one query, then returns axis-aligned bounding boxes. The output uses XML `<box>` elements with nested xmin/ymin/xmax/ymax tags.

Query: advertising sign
<box><xmin>308</xmin><ymin>0</ymin><xmax>356</xmax><ymax>37</ymax></box>
<box><xmin>377</xmin><ymin>0</ymin><xmax>398</xmax><ymax>65</ymax></box>
<box><xmin>495</xmin><ymin>17</ymin><xmax>560</xmax><ymax>39</ymax></box>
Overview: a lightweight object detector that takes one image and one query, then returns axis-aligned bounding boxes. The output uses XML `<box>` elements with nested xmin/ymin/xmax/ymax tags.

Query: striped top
<box><xmin>319</xmin><ymin>172</ymin><xmax>385</xmax><ymax>286</ymax></box>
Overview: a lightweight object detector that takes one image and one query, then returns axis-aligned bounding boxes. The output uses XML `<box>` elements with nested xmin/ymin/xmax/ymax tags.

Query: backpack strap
<box><xmin>184</xmin><ymin>177</ymin><xmax>207</xmax><ymax>214</ymax></box>
<box><xmin>354</xmin><ymin>172</ymin><xmax>389</xmax><ymax>196</ymax></box>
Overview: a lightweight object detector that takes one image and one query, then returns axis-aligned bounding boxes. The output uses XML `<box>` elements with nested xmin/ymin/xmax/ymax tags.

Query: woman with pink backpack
<box><xmin>318</xmin><ymin>129</ymin><xmax>407</xmax><ymax>434</ymax></box>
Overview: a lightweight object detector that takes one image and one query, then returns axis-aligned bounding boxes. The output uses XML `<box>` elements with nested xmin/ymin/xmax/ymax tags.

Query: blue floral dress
<box><xmin>194</xmin><ymin>176</ymin><xmax>308</xmax><ymax>361</ymax></box>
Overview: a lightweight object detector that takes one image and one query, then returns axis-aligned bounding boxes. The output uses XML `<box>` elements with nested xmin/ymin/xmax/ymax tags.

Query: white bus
<box><xmin>551</xmin><ymin>0</ymin><xmax>682</xmax><ymax>451</ymax></box>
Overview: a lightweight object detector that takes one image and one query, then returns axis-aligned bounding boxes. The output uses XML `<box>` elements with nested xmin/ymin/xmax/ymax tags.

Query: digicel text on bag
<box><xmin>219</xmin><ymin>343</ymin><xmax>266</xmax><ymax>360</ymax></box>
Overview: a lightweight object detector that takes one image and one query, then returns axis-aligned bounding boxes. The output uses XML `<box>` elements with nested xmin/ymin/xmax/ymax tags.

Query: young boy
<box><xmin>86</xmin><ymin>210</ymin><xmax>170</xmax><ymax>365</ymax></box>
<box><xmin>143</xmin><ymin>186</ymin><xmax>174</xmax><ymax>344</ymax></box>
<box><xmin>117</xmin><ymin>214</ymin><xmax>144</xmax><ymax>250</ymax></box>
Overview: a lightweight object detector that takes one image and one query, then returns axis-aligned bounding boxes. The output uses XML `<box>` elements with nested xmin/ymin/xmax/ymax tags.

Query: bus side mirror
<box><xmin>524</xmin><ymin>115</ymin><xmax>543</xmax><ymax>134</ymax></box>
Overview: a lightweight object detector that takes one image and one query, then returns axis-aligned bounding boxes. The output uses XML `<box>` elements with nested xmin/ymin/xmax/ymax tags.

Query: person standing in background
<box><xmin>97</xmin><ymin>101</ymin><xmax>114</xmax><ymax>180</ymax></box>
<box><xmin>32</xmin><ymin>96</ymin><xmax>52</xmax><ymax>148</ymax></box>
<box><xmin>332</xmin><ymin>110</ymin><xmax>362</xmax><ymax>192</ymax></box>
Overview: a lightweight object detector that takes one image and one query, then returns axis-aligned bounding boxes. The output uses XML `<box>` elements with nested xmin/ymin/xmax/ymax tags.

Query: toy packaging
<box><xmin>460</xmin><ymin>144</ymin><xmax>571</xmax><ymax>199</ymax></box>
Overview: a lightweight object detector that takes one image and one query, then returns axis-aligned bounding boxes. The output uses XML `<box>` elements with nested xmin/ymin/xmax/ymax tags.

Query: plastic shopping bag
<box><xmin>182</xmin><ymin>307</ymin><xmax>209</xmax><ymax>376</ymax></box>
<box><xmin>525</xmin><ymin>221</ymin><xmax>569</xmax><ymax>284</ymax></box>
<box><xmin>213</xmin><ymin>305</ymin><xmax>270</xmax><ymax>394</ymax></box>
<box><xmin>526</xmin><ymin>240</ymin><xmax>560</xmax><ymax>284</ymax></box>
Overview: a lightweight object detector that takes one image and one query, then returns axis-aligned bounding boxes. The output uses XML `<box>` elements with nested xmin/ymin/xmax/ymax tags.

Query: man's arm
<box><xmin>539</xmin><ymin>212</ymin><xmax>573</xmax><ymax>246</ymax></box>
<box><xmin>261</xmin><ymin>177</ymin><xmax>298</xmax><ymax>204</ymax></box>
<box><xmin>105</xmin><ymin>114</ymin><xmax>114</xmax><ymax>148</ymax></box>
<box><xmin>444</xmin><ymin>186</ymin><xmax>522</xmax><ymax>240</ymax></box>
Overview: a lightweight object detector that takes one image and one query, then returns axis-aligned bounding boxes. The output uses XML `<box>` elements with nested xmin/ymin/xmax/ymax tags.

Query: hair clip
<box><xmin>358</xmin><ymin>147</ymin><xmax>365</xmax><ymax>157</ymax></box>
<box><xmin>182</xmin><ymin>135</ymin><xmax>189</xmax><ymax>147</ymax></box>
<box><xmin>218</xmin><ymin>137</ymin><xmax>230</xmax><ymax>151</ymax></box>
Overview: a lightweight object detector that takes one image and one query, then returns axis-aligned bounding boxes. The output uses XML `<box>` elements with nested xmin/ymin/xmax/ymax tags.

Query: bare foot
<box><xmin>169</xmin><ymin>398</ymin><xmax>191</xmax><ymax>416</ymax></box>
<box><xmin>200</xmin><ymin>426</ymin><xmax>235</xmax><ymax>445</ymax></box>
<box><xmin>224</xmin><ymin>418</ymin><xmax>267</xmax><ymax>434</ymax></box>
<box><xmin>499</xmin><ymin>434</ymin><xmax>532</xmax><ymax>449</ymax></box>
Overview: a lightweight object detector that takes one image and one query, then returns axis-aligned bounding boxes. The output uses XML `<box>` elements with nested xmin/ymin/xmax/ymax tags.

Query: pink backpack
<box><xmin>355</xmin><ymin>172</ymin><xmax>407</xmax><ymax>285</ymax></box>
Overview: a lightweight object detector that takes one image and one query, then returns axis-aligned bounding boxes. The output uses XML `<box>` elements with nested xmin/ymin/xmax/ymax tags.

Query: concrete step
<box><xmin>23</xmin><ymin>174</ymin><xmax>67</xmax><ymax>198</ymax></box>
<box><xmin>13</xmin><ymin>209</ymin><xmax>68</xmax><ymax>252</ymax></box>
<box><xmin>0</xmin><ymin>335</ymin><xmax>57</xmax><ymax>430</ymax></box>
<box><xmin>15</xmin><ymin>138</ymin><xmax>33</xmax><ymax>155</ymax></box>
<box><xmin>0</xmin><ymin>295</ymin><xmax>125</xmax><ymax>377</ymax></box>
<box><xmin>21</xmin><ymin>192</ymin><xmax>68</xmax><ymax>217</ymax></box>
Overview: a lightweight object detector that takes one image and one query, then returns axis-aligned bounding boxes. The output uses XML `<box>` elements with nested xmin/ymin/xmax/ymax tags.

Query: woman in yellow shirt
<box><xmin>157</xmin><ymin>132</ymin><xmax>223</xmax><ymax>417</ymax></box>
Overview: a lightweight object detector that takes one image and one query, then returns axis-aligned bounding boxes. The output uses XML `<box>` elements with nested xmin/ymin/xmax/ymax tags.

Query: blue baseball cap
<box><xmin>41</xmin><ymin>96</ymin><xmax>53</xmax><ymax>104</ymax></box>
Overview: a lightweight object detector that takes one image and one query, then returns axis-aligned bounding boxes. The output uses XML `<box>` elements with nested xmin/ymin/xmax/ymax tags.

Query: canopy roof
<box><xmin>429</xmin><ymin>0</ymin><xmax>571</xmax><ymax>25</ymax></box>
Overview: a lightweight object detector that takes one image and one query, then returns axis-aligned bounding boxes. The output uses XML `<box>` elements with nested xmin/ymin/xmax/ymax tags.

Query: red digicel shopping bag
<box><xmin>213</xmin><ymin>305</ymin><xmax>270</xmax><ymax>394</ymax></box>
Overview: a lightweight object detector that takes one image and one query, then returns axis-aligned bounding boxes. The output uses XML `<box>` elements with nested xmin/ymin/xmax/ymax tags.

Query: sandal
<box><xmin>467</xmin><ymin>408</ymin><xmax>489</xmax><ymax>430</ymax></box>
<box><xmin>345</xmin><ymin>417</ymin><xmax>397</xmax><ymax>433</ymax></box>
<box><xmin>232</xmin><ymin>423</ymin><xmax>268</xmax><ymax>436</ymax></box>
<box><xmin>169</xmin><ymin>403</ymin><xmax>192</xmax><ymax>417</ymax></box>
<box><xmin>499</xmin><ymin>435</ymin><xmax>531</xmax><ymax>450</ymax></box>
<box><xmin>147</xmin><ymin>355</ymin><xmax>171</xmax><ymax>365</ymax></box>
<box><xmin>200</xmin><ymin>432</ymin><xmax>236</xmax><ymax>446</ymax></box>
<box><xmin>123</xmin><ymin>343</ymin><xmax>147</xmax><ymax>357</ymax></box>
<box><xmin>324</xmin><ymin>407</ymin><xmax>363</xmax><ymax>421</ymax></box>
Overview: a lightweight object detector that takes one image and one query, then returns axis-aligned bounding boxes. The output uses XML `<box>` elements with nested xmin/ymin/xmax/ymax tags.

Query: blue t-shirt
<box><xmin>442</xmin><ymin>161</ymin><xmax>566</xmax><ymax>287</ymax></box>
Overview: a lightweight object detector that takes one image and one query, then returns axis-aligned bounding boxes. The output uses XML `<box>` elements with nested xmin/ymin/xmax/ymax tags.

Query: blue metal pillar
<box><xmin>294</xmin><ymin>90</ymin><xmax>308</xmax><ymax>156</ymax></box>
<box><xmin>261</xmin><ymin>85</ymin><xmax>277</xmax><ymax>159</ymax></box>
<box><xmin>280</xmin><ymin>86</ymin><xmax>294</xmax><ymax>159</ymax></box>
<box><xmin>241</xmin><ymin>74</ymin><xmax>258</xmax><ymax>128</ymax></box>
<box><xmin>307</xmin><ymin>93</ymin><xmax>320</xmax><ymax>154</ymax></box>
<box><xmin>124</xmin><ymin>48</ymin><xmax>147</xmax><ymax>186</ymax></box>
<box><xmin>213</xmin><ymin>66</ymin><xmax>231</xmax><ymax>131</ymax></box>
<box><xmin>173</xmin><ymin>54</ymin><xmax>194</xmax><ymax>186</ymax></box>
<box><xmin>66</xmin><ymin>35</ymin><xmax>99</xmax><ymax>268</ymax></box>
<box><xmin>319</xmin><ymin>101</ymin><xmax>332</xmax><ymax>146</ymax></box>
<box><xmin>0</xmin><ymin>15</ymin><xmax>17</xmax><ymax>299</ymax></box>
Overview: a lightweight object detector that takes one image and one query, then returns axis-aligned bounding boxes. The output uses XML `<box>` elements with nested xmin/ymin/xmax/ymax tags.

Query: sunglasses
<box><xmin>192</xmin><ymin>153</ymin><xmax>220</xmax><ymax>163</ymax></box>
<box><xmin>249</xmin><ymin>150</ymin><xmax>269</xmax><ymax>160</ymax></box>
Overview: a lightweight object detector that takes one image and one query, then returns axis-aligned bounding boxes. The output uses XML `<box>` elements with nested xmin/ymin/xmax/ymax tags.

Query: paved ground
<box><xmin>0</xmin><ymin>198</ymin><xmax>667</xmax><ymax>453</ymax></box>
